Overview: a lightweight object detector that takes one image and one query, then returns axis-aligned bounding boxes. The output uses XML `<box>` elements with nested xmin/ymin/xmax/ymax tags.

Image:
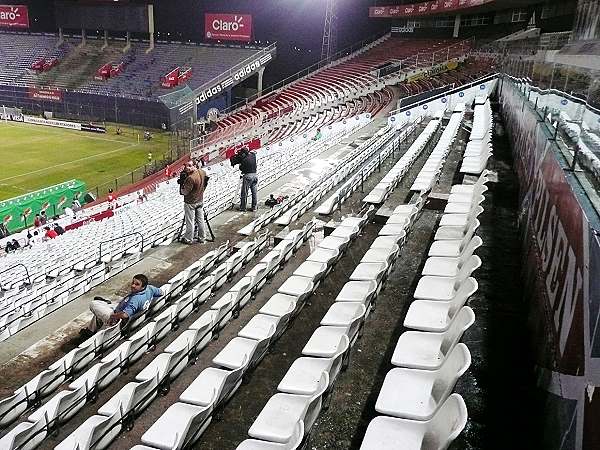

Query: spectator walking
<box><xmin>80</xmin><ymin>274</ymin><xmax>163</xmax><ymax>338</ymax></box>
<box><xmin>178</xmin><ymin>161</ymin><xmax>207</xmax><ymax>244</ymax></box>
<box><xmin>34</xmin><ymin>214</ymin><xmax>41</xmax><ymax>228</ymax></box>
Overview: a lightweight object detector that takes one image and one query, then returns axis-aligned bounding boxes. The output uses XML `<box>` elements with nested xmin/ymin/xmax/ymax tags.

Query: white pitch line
<box><xmin>0</xmin><ymin>121</ymin><xmax>136</xmax><ymax>145</ymax></box>
<box><xmin>0</xmin><ymin>143</ymin><xmax>138</xmax><ymax>183</ymax></box>
<box><xmin>0</xmin><ymin>184</ymin><xmax>28</xmax><ymax>193</ymax></box>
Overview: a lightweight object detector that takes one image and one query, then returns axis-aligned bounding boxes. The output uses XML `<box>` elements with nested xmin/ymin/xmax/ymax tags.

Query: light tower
<box><xmin>321</xmin><ymin>0</ymin><xmax>338</xmax><ymax>60</ymax></box>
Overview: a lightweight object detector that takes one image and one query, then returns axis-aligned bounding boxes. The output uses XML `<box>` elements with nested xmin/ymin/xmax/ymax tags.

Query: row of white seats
<box><xmin>55</xmin><ymin>222</ymin><xmax>315</xmax><ymax>450</ymax></box>
<box><xmin>241</xmin><ymin>119</ymin><xmax>371</xmax><ymax>235</ymax></box>
<box><xmin>235</xmin><ymin>195</ymin><xmax>429</xmax><ymax>448</ymax></box>
<box><xmin>0</xmin><ymin>235</ymin><xmax>275</xmax><ymax>440</ymax></box>
<box><xmin>410</xmin><ymin>107</ymin><xmax>466</xmax><ymax>192</ymax></box>
<box><xmin>234</xmin><ymin>207</ymin><xmax>390</xmax><ymax>449</ymax></box>
<box><xmin>360</xmin><ymin>172</ymin><xmax>491</xmax><ymax>449</ymax></box>
<box><xmin>237</xmin><ymin>117</ymin><xmax>372</xmax><ymax>235</ymax></box>
<box><xmin>0</xmin><ymin>189</ymin><xmax>181</xmax><ymax>293</ymax></box>
<box><xmin>577</xmin><ymin>130</ymin><xmax>600</xmax><ymax>180</ymax></box>
<box><xmin>0</xmin><ymin>113</ymin><xmax>363</xmax><ymax>342</ymax></box>
<box><xmin>0</xmin><ymin>196</ymin><xmax>183</xmax><ymax>341</ymax></box>
<box><xmin>315</xmin><ymin>122</ymin><xmax>421</xmax><ymax>216</ymax></box>
<box><xmin>556</xmin><ymin>112</ymin><xmax>600</xmax><ymax>181</ymax></box>
<box><xmin>460</xmin><ymin>100</ymin><xmax>493</xmax><ymax>175</ymax></box>
<box><xmin>0</xmin><ymin>241</ymin><xmax>233</xmax><ymax>430</ymax></box>
<box><xmin>0</xmin><ymin>224</ymin><xmax>313</xmax><ymax>449</ymax></box>
<box><xmin>137</xmin><ymin>210</ymin><xmax>375</xmax><ymax>450</ymax></box>
<box><xmin>364</xmin><ymin>118</ymin><xmax>440</xmax><ymax>204</ymax></box>
<box><xmin>239</xmin><ymin>120</ymin><xmax>380</xmax><ymax>235</ymax></box>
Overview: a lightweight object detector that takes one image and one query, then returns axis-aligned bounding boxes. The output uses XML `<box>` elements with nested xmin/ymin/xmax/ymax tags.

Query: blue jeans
<box><xmin>184</xmin><ymin>201</ymin><xmax>206</xmax><ymax>242</ymax></box>
<box><xmin>241</xmin><ymin>173</ymin><xmax>258</xmax><ymax>210</ymax></box>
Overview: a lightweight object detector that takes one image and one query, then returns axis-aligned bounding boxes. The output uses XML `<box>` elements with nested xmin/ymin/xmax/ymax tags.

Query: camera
<box><xmin>230</xmin><ymin>147</ymin><xmax>250</xmax><ymax>167</ymax></box>
<box><xmin>177</xmin><ymin>170</ymin><xmax>188</xmax><ymax>185</ymax></box>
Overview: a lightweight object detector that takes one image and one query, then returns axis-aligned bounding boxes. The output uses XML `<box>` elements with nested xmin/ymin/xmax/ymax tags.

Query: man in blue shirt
<box><xmin>81</xmin><ymin>274</ymin><xmax>163</xmax><ymax>338</ymax></box>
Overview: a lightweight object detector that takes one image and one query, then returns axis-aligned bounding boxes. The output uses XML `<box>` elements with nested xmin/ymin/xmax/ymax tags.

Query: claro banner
<box><xmin>0</xmin><ymin>5</ymin><xmax>29</xmax><ymax>28</ymax></box>
<box><xmin>205</xmin><ymin>13</ymin><xmax>252</xmax><ymax>42</ymax></box>
<box><xmin>369</xmin><ymin>0</ymin><xmax>495</xmax><ymax>17</ymax></box>
<box><xmin>27</xmin><ymin>86</ymin><xmax>63</xmax><ymax>102</ymax></box>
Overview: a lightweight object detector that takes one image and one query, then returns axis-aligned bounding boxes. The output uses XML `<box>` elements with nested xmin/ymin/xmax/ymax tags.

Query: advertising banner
<box><xmin>224</xmin><ymin>138</ymin><xmax>261</xmax><ymax>159</ymax></box>
<box><xmin>23</xmin><ymin>115</ymin><xmax>80</xmax><ymax>130</ymax></box>
<box><xmin>369</xmin><ymin>0</ymin><xmax>495</xmax><ymax>18</ymax></box>
<box><xmin>161</xmin><ymin>67</ymin><xmax>180</xmax><ymax>88</ymax></box>
<box><xmin>178</xmin><ymin>67</ymin><xmax>193</xmax><ymax>84</ymax></box>
<box><xmin>42</xmin><ymin>57</ymin><xmax>58</xmax><ymax>71</ymax></box>
<box><xmin>407</xmin><ymin>60</ymin><xmax>459</xmax><ymax>82</ymax></box>
<box><xmin>501</xmin><ymin>79</ymin><xmax>600</xmax><ymax>448</ymax></box>
<box><xmin>27</xmin><ymin>87</ymin><xmax>63</xmax><ymax>102</ymax></box>
<box><xmin>0</xmin><ymin>180</ymin><xmax>86</xmax><ymax>232</ymax></box>
<box><xmin>0</xmin><ymin>5</ymin><xmax>29</xmax><ymax>28</ymax></box>
<box><xmin>194</xmin><ymin>52</ymin><xmax>272</xmax><ymax>105</ymax></box>
<box><xmin>31</xmin><ymin>59</ymin><xmax>45</xmax><ymax>71</ymax></box>
<box><xmin>95</xmin><ymin>63</ymin><xmax>111</xmax><ymax>81</ymax></box>
<box><xmin>205</xmin><ymin>13</ymin><xmax>252</xmax><ymax>42</ymax></box>
<box><xmin>80</xmin><ymin>122</ymin><xmax>107</xmax><ymax>134</ymax></box>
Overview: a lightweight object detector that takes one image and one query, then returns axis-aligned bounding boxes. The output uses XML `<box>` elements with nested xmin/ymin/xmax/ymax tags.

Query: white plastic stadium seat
<box><xmin>248</xmin><ymin>373</ymin><xmax>329</xmax><ymax>444</ymax></box>
<box><xmin>392</xmin><ymin>306</ymin><xmax>475</xmax><ymax>370</ymax></box>
<box><xmin>360</xmin><ymin>394</ymin><xmax>468</xmax><ymax>450</ymax></box>
<box><xmin>375</xmin><ymin>344</ymin><xmax>471</xmax><ymax>420</ymax></box>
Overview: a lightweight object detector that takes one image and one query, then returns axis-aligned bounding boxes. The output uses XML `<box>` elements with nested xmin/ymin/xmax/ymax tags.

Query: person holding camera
<box><xmin>231</xmin><ymin>146</ymin><xmax>258</xmax><ymax>212</ymax></box>
<box><xmin>178</xmin><ymin>161</ymin><xmax>207</xmax><ymax>244</ymax></box>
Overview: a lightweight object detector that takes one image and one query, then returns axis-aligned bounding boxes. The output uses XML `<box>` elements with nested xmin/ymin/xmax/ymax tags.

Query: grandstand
<box><xmin>0</xmin><ymin>32</ymin><xmax>264</xmax><ymax>101</ymax></box>
<box><xmin>0</xmin><ymin>0</ymin><xmax>599</xmax><ymax>449</ymax></box>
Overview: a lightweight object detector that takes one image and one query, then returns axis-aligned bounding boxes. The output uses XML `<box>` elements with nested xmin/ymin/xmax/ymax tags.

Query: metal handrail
<box><xmin>388</xmin><ymin>73</ymin><xmax>500</xmax><ymax>116</ymax></box>
<box><xmin>10</xmin><ymin>229</ymin><xmax>282</xmax><ymax>449</ymax></box>
<box><xmin>98</xmin><ymin>231</ymin><xmax>144</xmax><ymax>262</ymax></box>
<box><xmin>0</xmin><ymin>263</ymin><xmax>31</xmax><ymax>288</ymax></box>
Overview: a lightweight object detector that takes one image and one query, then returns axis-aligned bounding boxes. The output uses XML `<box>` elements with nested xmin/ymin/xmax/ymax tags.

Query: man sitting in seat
<box><xmin>80</xmin><ymin>274</ymin><xmax>163</xmax><ymax>338</ymax></box>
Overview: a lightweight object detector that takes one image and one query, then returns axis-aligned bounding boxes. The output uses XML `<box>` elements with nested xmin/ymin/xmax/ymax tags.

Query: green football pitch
<box><xmin>0</xmin><ymin>121</ymin><xmax>172</xmax><ymax>201</ymax></box>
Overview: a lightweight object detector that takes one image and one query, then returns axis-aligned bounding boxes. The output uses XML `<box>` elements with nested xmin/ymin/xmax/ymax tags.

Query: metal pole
<box><xmin>549</xmin><ymin>63</ymin><xmax>555</xmax><ymax>90</ymax></box>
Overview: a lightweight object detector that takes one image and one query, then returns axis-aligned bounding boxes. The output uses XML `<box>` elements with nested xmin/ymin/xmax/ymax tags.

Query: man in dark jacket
<box><xmin>179</xmin><ymin>161</ymin><xmax>207</xmax><ymax>244</ymax></box>
<box><xmin>231</xmin><ymin>147</ymin><xmax>258</xmax><ymax>212</ymax></box>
